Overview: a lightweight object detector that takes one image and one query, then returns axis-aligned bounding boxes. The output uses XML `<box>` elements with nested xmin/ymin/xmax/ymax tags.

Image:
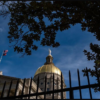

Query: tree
<box><xmin>0</xmin><ymin>1</ymin><xmax>100</xmax><ymax>92</ymax></box>
<box><xmin>82</xmin><ymin>44</ymin><xmax>100</xmax><ymax>92</ymax></box>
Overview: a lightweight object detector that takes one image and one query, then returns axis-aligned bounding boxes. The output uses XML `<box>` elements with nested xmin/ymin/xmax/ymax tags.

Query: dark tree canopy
<box><xmin>0</xmin><ymin>1</ymin><xmax>100</xmax><ymax>92</ymax></box>
<box><xmin>82</xmin><ymin>43</ymin><xmax>100</xmax><ymax>92</ymax></box>
<box><xmin>0</xmin><ymin>1</ymin><xmax>100</xmax><ymax>55</ymax></box>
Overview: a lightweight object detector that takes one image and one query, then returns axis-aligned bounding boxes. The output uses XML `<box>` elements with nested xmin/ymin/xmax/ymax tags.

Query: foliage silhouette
<box><xmin>0</xmin><ymin>1</ymin><xmax>100</xmax><ymax>92</ymax></box>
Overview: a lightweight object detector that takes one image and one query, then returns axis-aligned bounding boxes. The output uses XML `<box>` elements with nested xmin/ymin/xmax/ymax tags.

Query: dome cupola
<box><xmin>44</xmin><ymin>49</ymin><xmax>53</xmax><ymax>65</ymax></box>
<box><xmin>34</xmin><ymin>49</ymin><xmax>61</xmax><ymax>76</ymax></box>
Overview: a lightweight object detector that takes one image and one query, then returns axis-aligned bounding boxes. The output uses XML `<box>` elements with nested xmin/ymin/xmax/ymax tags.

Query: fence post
<box><xmin>52</xmin><ymin>73</ymin><xmax>54</xmax><ymax>99</ymax></box>
<box><xmin>14</xmin><ymin>79</ymin><xmax>19</xmax><ymax>99</ymax></box>
<box><xmin>28</xmin><ymin>77</ymin><xmax>32</xmax><ymax>99</ymax></box>
<box><xmin>21</xmin><ymin>78</ymin><xmax>26</xmax><ymax>99</ymax></box>
<box><xmin>61</xmin><ymin>72</ymin><xmax>63</xmax><ymax>99</ymax></box>
<box><xmin>69</xmin><ymin>71</ymin><xmax>74</xmax><ymax>99</ymax></box>
<box><xmin>36</xmin><ymin>76</ymin><xmax>39</xmax><ymax>99</ymax></box>
<box><xmin>1</xmin><ymin>81</ymin><xmax>6</xmax><ymax>98</ymax></box>
<box><xmin>7</xmin><ymin>80</ymin><xmax>12</xmax><ymax>97</ymax></box>
<box><xmin>44</xmin><ymin>75</ymin><xmax>47</xmax><ymax>99</ymax></box>
<box><xmin>77</xmin><ymin>69</ymin><xmax>82</xmax><ymax>99</ymax></box>
<box><xmin>86</xmin><ymin>67</ymin><xmax>92</xmax><ymax>99</ymax></box>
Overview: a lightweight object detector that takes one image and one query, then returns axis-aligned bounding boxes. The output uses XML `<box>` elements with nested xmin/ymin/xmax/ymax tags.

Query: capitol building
<box><xmin>0</xmin><ymin>50</ymin><xmax>66</xmax><ymax>99</ymax></box>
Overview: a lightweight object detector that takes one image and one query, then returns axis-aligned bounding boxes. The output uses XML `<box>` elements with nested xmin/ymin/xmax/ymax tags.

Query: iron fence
<box><xmin>0</xmin><ymin>67</ymin><xmax>100</xmax><ymax>99</ymax></box>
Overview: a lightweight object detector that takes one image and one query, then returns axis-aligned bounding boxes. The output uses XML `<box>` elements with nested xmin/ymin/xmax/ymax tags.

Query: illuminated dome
<box><xmin>34</xmin><ymin>63</ymin><xmax>61</xmax><ymax>76</ymax></box>
<box><xmin>34</xmin><ymin>49</ymin><xmax>61</xmax><ymax>76</ymax></box>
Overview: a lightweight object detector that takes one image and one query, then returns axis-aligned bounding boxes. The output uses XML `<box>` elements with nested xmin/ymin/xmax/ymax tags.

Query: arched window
<box><xmin>47</xmin><ymin>88</ymin><xmax>49</xmax><ymax>91</ymax></box>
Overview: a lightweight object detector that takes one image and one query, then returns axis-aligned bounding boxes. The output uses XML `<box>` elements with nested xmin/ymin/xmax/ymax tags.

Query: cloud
<box><xmin>51</xmin><ymin>44</ymin><xmax>96</xmax><ymax>86</ymax></box>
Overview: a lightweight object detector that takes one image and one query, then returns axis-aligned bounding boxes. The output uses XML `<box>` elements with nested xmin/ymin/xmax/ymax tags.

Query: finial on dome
<box><xmin>48</xmin><ymin>49</ymin><xmax>52</xmax><ymax>56</ymax></box>
<box><xmin>44</xmin><ymin>49</ymin><xmax>53</xmax><ymax>65</ymax></box>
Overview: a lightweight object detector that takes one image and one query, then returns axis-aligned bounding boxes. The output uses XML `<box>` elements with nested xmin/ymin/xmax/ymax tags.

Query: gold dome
<box><xmin>34</xmin><ymin>49</ymin><xmax>61</xmax><ymax>76</ymax></box>
<box><xmin>34</xmin><ymin>63</ymin><xmax>61</xmax><ymax>76</ymax></box>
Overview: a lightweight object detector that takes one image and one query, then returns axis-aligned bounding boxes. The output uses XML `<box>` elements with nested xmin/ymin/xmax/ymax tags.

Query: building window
<box><xmin>47</xmin><ymin>94</ymin><xmax>51</xmax><ymax>96</ymax></box>
<box><xmin>59</xmin><ymin>93</ymin><xmax>61</xmax><ymax>95</ymax></box>
<box><xmin>47</xmin><ymin>88</ymin><xmax>49</xmax><ymax>91</ymax></box>
<box><xmin>41</xmin><ymin>82</ymin><xmax>43</xmax><ymax>85</ymax></box>
<box><xmin>47</xmin><ymin>82</ymin><xmax>49</xmax><ymax>84</ymax></box>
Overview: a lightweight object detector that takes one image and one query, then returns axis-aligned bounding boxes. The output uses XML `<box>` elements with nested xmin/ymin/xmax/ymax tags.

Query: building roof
<box><xmin>34</xmin><ymin>63</ymin><xmax>61</xmax><ymax>76</ymax></box>
<box><xmin>0</xmin><ymin>75</ymin><xmax>20</xmax><ymax>80</ymax></box>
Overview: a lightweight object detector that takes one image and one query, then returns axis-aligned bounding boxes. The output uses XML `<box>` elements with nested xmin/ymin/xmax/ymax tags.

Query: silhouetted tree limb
<box><xmin>0</xmin><ymin>1</ymin><xmax>100</xmax><ymax>92</ymax></box>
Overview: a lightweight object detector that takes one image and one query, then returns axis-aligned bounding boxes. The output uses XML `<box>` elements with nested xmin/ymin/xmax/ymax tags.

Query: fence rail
<box><xmin>0</xmin><ymin>67</ymin><xmax>100</xmax><ymax>99</ymax></box>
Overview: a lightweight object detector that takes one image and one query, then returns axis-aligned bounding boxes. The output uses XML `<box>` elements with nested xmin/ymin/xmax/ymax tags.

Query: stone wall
<box><xmin>33</xmin><ymin>72</ymin><xmax>66</xmax><ymax>99</ymax></box>
<box><xmin>0</xmin><ymin>76</ymin><xmax>44</xmax><ymax>99</ymax></box>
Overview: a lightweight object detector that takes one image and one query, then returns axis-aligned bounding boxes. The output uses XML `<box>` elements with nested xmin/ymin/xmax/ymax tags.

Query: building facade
<box><xmin>0</xmin><ymin>50</ymin><xmax>66</xmax><ymax>99</ymax></box>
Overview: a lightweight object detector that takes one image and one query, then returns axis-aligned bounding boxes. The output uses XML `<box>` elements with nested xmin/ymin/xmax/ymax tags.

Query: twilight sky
<box><xmin>0</xmin><ymin>4</ymin><xmax>100</xmax><ymax>99</ymax></box>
